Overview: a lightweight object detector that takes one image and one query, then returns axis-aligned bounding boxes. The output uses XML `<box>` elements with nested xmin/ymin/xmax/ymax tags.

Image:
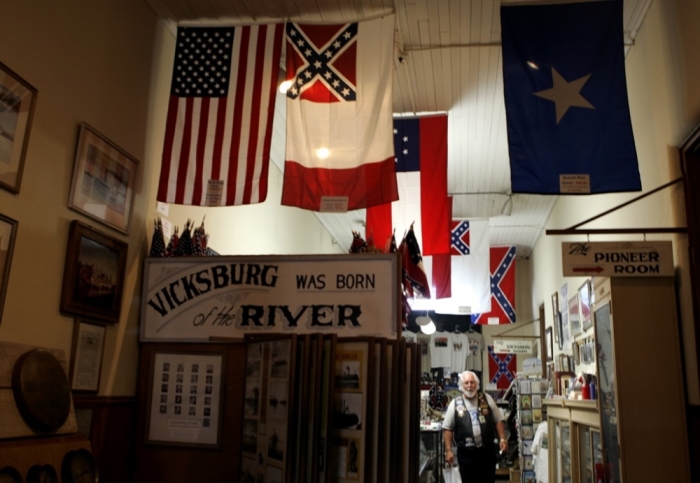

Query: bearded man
<box><xmin>442</xmin><ymin>371</ymin><xmax>508</xmax><ymax>483</ymax></box>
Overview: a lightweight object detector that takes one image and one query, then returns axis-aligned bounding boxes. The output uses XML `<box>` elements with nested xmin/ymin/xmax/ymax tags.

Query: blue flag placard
<box><xmin>501</xmin><ymin>0</ymin><xmax>641</xmax><ymax>194</ymax></box>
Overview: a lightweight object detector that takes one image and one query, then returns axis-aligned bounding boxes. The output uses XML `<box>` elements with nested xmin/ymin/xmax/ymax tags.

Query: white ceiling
<box><xmin>143</xmin><ymin>0</ymin><xmax>652</xmax><ymax>258</ymax></box>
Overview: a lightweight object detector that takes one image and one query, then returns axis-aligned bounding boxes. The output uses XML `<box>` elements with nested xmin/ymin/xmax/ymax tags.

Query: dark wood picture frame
<box><xmin>69</xmin><ymin>124</ymin><xmax>139</xmax><ymax>234</ymax></box>
<box><xmin>69</xmin><ymin>319</ymin><xmax>107</xmax><ymax>393</ymax></box>
<box><xmin>144</xmin><ymin>350</ymin><xmax>226</xmax><ymax>449</ymax></box>
<box><xmin>0</xmin><ymin>60</ymin><xmax>37</xmax><ymax>194</ymax></box>
<box><xmin>60</xmin><ymin>220</ymin><xmax>127</xmax><ymax>324</ymax></box>
<box><xmin>546</xmin><ymin>327</ymin><xmax>554</xmax><ymax>362</ymax></box>
<box><xmin>0</xmin><ymin>212</ymin><xmax>18</xmax><ymax>326</ymax></box>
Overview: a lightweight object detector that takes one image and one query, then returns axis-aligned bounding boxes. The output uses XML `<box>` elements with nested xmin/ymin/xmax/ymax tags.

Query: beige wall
<box><xmin>529</xmin><ymin>0</ymin><xmax>700</xmax><ymax>404</ymax></box>
<box><xmin>0</xmin><ymin>0</ymin><xmax>340</xmax><ymax>397</ymax></box>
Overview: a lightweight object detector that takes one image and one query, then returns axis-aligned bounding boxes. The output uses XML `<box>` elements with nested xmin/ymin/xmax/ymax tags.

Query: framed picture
<box><xmin>551</xmin><ymin>292</ymin><xmax>559</xmax><ymax>342</ymax></box>
<box><xmin>569</xmin><ymin>293</ymin><xmax>582</xmax><ymax>337</ymax></box>
<box><xmin>145</xmin><ymin>350</ymin><xmax>226</xmax><ymax>448</ymax></box>
<box><xmin>545</xmin><ymin>327</ymin><xmax>553</xmax><ymax>362</ymax></box>
<box><xmin>69</xmin><ymin>124</ymin><xmax>139</xmax><ymax>234</ymax></box>
<box><xmin>60</xmin><ymin>220</ymin><xmax>128</xmax><ymax>324</ymax></box>
<box><xmin>0</xmin><ymin>212</ymin><xmax>18</xmax><ymax>326</ymax></box>
<box><xmin>69</xmin><ymin>319</ymin><xmax>106</xmax><ymax>393</ymax></box>
<box><xmin>0</xmin><ymin>61</ymin><xmax>37</xmax><ymax>194</ymax></box>
<box><xmin>579</xmin><ymin>279</ymin><xmax>593</xmax><ymax>331</ymax></box>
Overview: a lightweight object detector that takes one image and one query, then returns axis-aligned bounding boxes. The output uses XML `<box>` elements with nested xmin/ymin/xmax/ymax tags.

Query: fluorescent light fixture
<box><xmin>416</xmin><ymin>315</ymin><xmax>431</xmax><ymax>326</ymax></box>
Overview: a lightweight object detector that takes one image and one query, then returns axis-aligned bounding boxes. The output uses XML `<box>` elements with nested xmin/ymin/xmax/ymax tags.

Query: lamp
<box><xmin>420</xmin><ymin>320</ymin><xmax>436</xmax><ymax>335</ymax></box>
<box><xmin>500</xmin><ymin>195</ymin><xmax>513</xmax><ymax>216</ymax></box>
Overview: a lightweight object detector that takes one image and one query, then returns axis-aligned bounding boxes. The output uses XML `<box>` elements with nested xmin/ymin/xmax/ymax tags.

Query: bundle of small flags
<box><xmin>149</xmin><ymin>217</ymin><xmax>216</xmax><ymax>257</ymax></box>
<box><xmin>348</xmin><ymin>231</ymin><xmax>383</xmax><ymax>254</ymax></box>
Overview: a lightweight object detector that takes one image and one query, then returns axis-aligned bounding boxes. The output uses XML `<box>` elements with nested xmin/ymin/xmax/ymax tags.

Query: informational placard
<box><xmin>141</xmin><ymin>254</ymin><xmax>400</xmax><ymax>342</ymax></box>
<box><xmin>493</xmin><ymin>338</ymin><xmax>534</xmax><ymax>354</ymax></box>
<box><xmin>561</xmin><ymin>241</ymin><xmax>673</xmax><ymax>277</ymax></box>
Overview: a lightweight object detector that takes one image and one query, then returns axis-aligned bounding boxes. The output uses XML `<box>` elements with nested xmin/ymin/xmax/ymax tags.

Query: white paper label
<box><xmin>320</xmin><ymin>196</ymin><xmax>349</xmax><ymax>213</ymax></box>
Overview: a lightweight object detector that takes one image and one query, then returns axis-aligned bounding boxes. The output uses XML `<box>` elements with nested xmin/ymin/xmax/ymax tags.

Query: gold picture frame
<box><xmin>69</xmin><ymin>124</ymin><xmax>139</xmax><ymax>234</ymax></box>
<box><xmin>0</xmin><ymin>61</ymin><xmax>37</xmax><ymax>194</ymax></box>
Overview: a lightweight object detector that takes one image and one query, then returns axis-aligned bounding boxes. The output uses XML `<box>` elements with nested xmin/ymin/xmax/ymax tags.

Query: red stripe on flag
<box><xmin>226</xmin><ymin>27</ymin><xmax>251</xmax><ymax>204</ymax></box>
<box><xmin>282</xmin><ymin>157</ymin><xmax>398</xmax><ymax>211</ymax></box>
<box><xmin>419</xmin><ymin>116</ymin><xmax>450</xmax><ymax>256</ymax></box>
<box><xmin>192</xmin><ymin>97</ymin><xmax>210</xmax><ymax>204</ymax></box>
<box><xmin>432</xmin><ymin>254</ymin><xmax>451</xmax><ymax>299</ymax></box>
<box><xmin>212</xmin><ymin>97</ymin><xmax>226</xmax><ymax>181</ymax></box>
<box><xmin>365</xmin><ymin>202</ymin><xmax>392</xmax><ymax>250</ymax></box>
<box><xmin>243</xmin><ymin>26</ymin><xmax>267</xmax><ymax>204</ymax></box>
<box><xmin>175</xmin><ymin>97</ymin><xmax>195</xmax><ymax>204</ymax></box>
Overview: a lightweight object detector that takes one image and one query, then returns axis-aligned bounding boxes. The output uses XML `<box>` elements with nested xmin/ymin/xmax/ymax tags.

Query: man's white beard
<box><xmin>464</xmin><ymin>388</ymin><xmax>477</xmax><ymax>399</ymax></box>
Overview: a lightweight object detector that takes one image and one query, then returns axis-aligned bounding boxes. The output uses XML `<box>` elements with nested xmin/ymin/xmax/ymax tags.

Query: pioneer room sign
<box><xmin>140</xmin><ymin>254</ymin><xmax>400</xmax><ymax>342</ymax></box>
<box><xmin>561</xmin><ymin>241</ymin><xmax>673</xmax><ymax>277</ymax></box>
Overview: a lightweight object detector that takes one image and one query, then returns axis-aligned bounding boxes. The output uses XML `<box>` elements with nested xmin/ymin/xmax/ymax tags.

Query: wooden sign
<box><xmin>561</xmin><ymin>241</ymin><xmax>674</xmax><ymax>277</ymax></box>
<box><xmin>141</xmin><ymin>254</ymin><xmax>401</xmax><ymax>342</ymax></box>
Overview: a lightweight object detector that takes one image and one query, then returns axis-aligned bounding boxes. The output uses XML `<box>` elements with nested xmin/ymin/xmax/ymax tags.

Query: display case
<box><xmin>545</xmin><ymin>399</ymin><xmax>598</xmax><ymax>483</ymax></box>
<box><xmin>591</xmin><ymin>277</ymin><xmax>690</xmax><ymax>482</ymax></box>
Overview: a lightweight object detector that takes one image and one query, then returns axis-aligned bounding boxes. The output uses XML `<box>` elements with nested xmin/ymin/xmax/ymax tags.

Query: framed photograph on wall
<box><xmin>579</xmin><ymin>279</ymin><xmax>593</xmax><ymax>331</ymax></box>
<box><xmin>0</xmin><ymin>212</ymin><xmax>18</xmax><ymax>326</ymax></box>
<box><xmin>545</xmin><ymin>327</ymin><xmax>554</xmax><ymax>362</ymax></box>
<box><xmin>60</xmin><ymin>220</ymin><xmax>128</xmax><ymax>324</ymax></box>
<box><xmin>69</xmin><ymin>319</ymin><xmax>106</xmax><ymax>393</ymax></box>
<box><xmin>0</xmin><ymin>61</ymin><xmax>37</xmax><ymax>194</ymax></box>
<box><xmin>569</xmin><ymin>293</ymin><xmax>581</xmax><ymax>337</ymax></box>
<box><xmin>69</xmin><ymin>124</ymin><xmax>139</xmax><ymax>234</ymax></box>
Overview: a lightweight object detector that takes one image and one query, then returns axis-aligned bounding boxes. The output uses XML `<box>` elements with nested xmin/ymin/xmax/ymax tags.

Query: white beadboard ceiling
<box><xmin>144</xmin><ymin>0</ymin><xmax>652</xmax><ymax>258</ymax></box>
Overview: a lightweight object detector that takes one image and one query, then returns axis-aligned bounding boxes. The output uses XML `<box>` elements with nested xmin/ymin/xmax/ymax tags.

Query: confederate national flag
<box><xmin>488</xmin><ymin>346</ymin><xmax>517</xmax><ymax>389</ymax></box>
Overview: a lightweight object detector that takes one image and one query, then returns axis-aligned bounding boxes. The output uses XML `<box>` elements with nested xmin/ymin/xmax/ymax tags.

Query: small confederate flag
<box><xmin>471</xmin><ymin>246</ymin><xmax>517</xmax><ymax>325</ymax></box>
<box><xmin>488</xmin><ymin>346</ymin><xmax>517</xmax><ymax>389</ymax></box>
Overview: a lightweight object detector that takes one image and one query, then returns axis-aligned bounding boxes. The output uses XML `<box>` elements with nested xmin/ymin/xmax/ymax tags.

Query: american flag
<box><xmin>149</xmin><ymin>218</ymin><xmax>167</xmax><ymax>257</ymax></box>
<box><xmin>157</xmin><ymin>24</ymin><xmax>283</xmax><ymax>206</ymax></box>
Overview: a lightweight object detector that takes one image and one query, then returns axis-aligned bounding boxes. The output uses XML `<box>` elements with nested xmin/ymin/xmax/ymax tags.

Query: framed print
<box><xmin>545</xmin><ymin>327</ymin><xmax>553</xmax><ymax>362</ymax></box>
<box><xmin>69</xmin><ymin>319</ymin><xmax>106</xmax><ymax>393</ymax></box>
<box><xmin>0</xmin><ymin>61</ymin><xmax>37</xmax><ymax>194</ymax></box>
<box><xmin>69</xmin><ymin>124</ymin><xmax>139</xmax><ymax>234</ymax></box>
<box><xmin>551</xmin><ymin>292</ymin><xmax>559</xmax><ymax>342</ymax></box>
<box><xmin>0</xmin><ymin>212</ymin><xmax>18</xmax><ymax>326</ymax></box>
<box><xmin>60</xmin><ymin>220</ymin><xmax>128</xmax><ymax>324</ymax></box>
<box><xmin>145</xmin><ymin>351</ymin><xmax>225</xmax><ymax>448</ymax></box>
<box><xmin>569</xmin><ymin>293</ymin><xmax>582</xmax><ymax>337</ymax></box>
<box><xmin>579</xmin><ymin>279</ymin><xmax>593</xmax><ymax>331</ymax></box>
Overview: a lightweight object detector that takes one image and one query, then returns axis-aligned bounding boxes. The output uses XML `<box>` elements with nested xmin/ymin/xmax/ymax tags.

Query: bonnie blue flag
<box><xmin>501</xmin><ymin>0</ymin><xmax>641</xmax><ymax>194</ymax></box>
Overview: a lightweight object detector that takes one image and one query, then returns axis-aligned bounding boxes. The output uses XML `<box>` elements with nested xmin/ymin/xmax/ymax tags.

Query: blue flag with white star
<box><xmin>501</xmin><ymin>0</ymin><xmax>641</xmax><ymax>194</ymax></box>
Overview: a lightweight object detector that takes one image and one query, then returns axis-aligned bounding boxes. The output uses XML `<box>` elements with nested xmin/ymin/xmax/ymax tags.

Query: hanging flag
<box><xmin>398</xmin><ymin>226</ymin><xmax>431</xmax><ymax>299</ymax></box>
<box><xmin>471</xmin><ymin>246</ymin><xmax>517</xmax><ymax>325</ymax></box>
<box><xmin>157</xmin><ymin>24</ymin><xmax>284</xmax><ymax>206</ymax></box>
<box><xmin>421</xmin><ymin>219</ymin><xmax>491</xmax><ymax>315</ymax></box>
<box><xmin>501</xmin><ymin>1</ymin><xmax>640</xmax><ymax>194</ymax></box>
<box><xmin>488</xmin><ymin>346</ymin><xmax>517</xmax><ymax>389</ymax></box>
<box><xmin>365</xmin><ymin>115</ymin><xmax>450</xmax><ymax>256</ymax></box>
<box><xmin>282</xmin><ymin>16</ymin><xmax>398</xmax><ymax>212</ymax></box>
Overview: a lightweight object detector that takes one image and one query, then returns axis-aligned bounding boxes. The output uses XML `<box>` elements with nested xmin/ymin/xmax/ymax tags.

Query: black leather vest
<box><xmin>453</xmin><ymin>392</ymin><xmax>495</xmax><ymax>449</ymax></box>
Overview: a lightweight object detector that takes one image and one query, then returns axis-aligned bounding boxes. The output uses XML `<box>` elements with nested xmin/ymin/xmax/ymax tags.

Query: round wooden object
<box><xmin>11</xmin><ymin>349</ymin><xmax>71</xmax><ymax>432</ymax></box>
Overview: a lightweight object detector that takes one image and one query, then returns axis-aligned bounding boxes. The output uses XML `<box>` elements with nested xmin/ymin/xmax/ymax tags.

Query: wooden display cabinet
<box><xmin>591</xmin><ymin>276</ymin><xmax>690</xmax><ymax>482</ymax></box>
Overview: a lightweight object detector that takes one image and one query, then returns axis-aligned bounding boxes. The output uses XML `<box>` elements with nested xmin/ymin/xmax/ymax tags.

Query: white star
<box><xmin>341</xmin><ymin>87</ymin><xmax>350</xmax><ymax>96</ymax></box>
<box><xmin>332</xmin><ymin>80</ymin><xmax>340</xmax><ymax>88</ymax></box>
<box><xmin>534</xmin><ymin>67</ymin><xmax>594</xmax><ymax>124</ymax></box>
<box><xmin>314</xmin><ymin>61</ymin><xmax>322</xmax><ymax>69</ymax></box>
<box><xmin>403</xmin><ymin>136</ymin><xmax>408</xmax><ymax>142</ymax></box>
<box><xmin>403</xmin><ymin>149</ymin><xmax>408</xmax><ymax>155</ymax></box>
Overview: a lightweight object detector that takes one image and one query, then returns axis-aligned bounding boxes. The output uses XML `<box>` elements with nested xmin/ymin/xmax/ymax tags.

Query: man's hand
<box><xmin>499</xmin><ymin>439</ymin><xmax>508</xmax><ymax>453</ymax></box>
<box><xmin>445</xmin><ymin>448</ymin><xmax>455</xmax><ymax>466</ymax></box>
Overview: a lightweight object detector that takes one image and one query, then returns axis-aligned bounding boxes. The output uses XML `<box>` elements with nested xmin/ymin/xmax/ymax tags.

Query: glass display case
<box><xmin>577</xmin><ymin>426</ymin><xmax>603</xmax><ymax>483</ymax></box>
